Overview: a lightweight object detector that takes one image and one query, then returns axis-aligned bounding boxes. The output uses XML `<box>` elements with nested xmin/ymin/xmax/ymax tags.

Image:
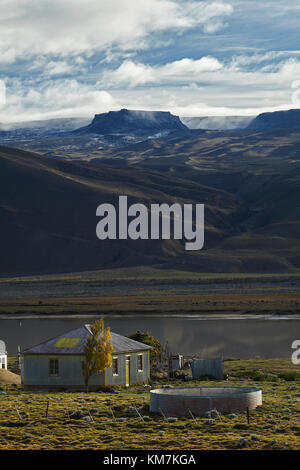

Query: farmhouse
<box><xmin>21</xmin><ymin>325</ymin><xmax>152</xmax><ymax>390</ymax></box>
<box><xmin>0</xmin><ymin>340</ymin><xmax>7</xmax><ymax>370</ymax></box>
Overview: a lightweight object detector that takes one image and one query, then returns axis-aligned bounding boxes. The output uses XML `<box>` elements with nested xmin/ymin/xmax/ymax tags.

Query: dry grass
<box><xmin>1</xmin><ymin>291</ymin><xmax>300</xmax><ymax>316</ymax></box>
<box><xmin>0</xmin><ymin>359</ymin><xmax>299</xmax><ymax>450</ymax></box>
<box><xmin>0</xmin><ymin>369</ymin><xmax>21</xmax><ymax>385</ymax></box>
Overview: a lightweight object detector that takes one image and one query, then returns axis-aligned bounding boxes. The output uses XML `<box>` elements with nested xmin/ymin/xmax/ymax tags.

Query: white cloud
<box><xmin>44</xmin><ymin>61</ymin><xmax>76</xmax><ymax>77</ymax></box>
<box><xmin>0</xmin><ymin>0</ymin><xmax>233</xmax><ymax>63</ymax></box>
<box><xmin>101</xmin><ymin>57</ymin><xmax>223</xmax><ymax>87</ymax></box>
<box><xmin>0</xmin><ymin>79</ymin><xmax>116</xmax><ymax>123</ymax></box>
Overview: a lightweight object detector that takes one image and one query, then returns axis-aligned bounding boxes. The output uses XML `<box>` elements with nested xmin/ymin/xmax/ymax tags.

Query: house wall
<box><xmin>23</xmin><ymin>350</ymin><xmax>150</xmax><ymax>390</ymax></box>
<box><xmin>106</xmin><ymin>351</ymin><xmax>150</xmax><ymax>386</ymax></box>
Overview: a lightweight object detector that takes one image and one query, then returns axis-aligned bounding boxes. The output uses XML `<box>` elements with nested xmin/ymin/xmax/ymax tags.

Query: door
<box><xmin>125</xmin><ymin>357</ymin><xmax>130</xmax><ymax>387</ymax></box>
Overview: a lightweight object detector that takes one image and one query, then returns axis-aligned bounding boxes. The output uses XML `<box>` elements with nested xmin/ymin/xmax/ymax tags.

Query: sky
<box><xmin>1</xmin><ymin>0</ymin><xmax>300</xmax><ymax>123</ymax></box>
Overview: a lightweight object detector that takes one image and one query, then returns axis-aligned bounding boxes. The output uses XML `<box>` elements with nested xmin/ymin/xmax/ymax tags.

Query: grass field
<box><xmin>0</xmin><ymin>359</ymin><xmax>300</xmax><ymax>450</ymax></box>
<box><xmin>1</xmin><ymin>269</ymin><xmax>300</xmax><ymax>316</ymax></box>
<box><xmin>1</xmin><ymin>292</ymin><xmax>300</xmax><ymax>316</ymax></box>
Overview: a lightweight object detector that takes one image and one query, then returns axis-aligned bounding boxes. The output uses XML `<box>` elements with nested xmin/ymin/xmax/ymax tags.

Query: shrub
<box><xmin>127</xmin><ymin>331</ymin><xmax>164</xmax><ymax>365</ymax></box>
<box><xmin>278</xmin><ymin>371</ymin><xmax>299</xmax><ymax>381</ymax></box>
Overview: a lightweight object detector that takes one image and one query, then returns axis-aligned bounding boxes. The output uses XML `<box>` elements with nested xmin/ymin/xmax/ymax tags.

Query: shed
<box><xmin>21</xmin><ymin>325</ymin><xmax>152</xmax><ymax>391</ymax></box>
<box><xmin>0</xmin><ymin>340</ymin><xmax>7</xmax><ymax>370</ymax></box>
<box><xmin>190</xmin><ymin>358</ymin><xmax>224</xmax><ymax>380</ymax></box>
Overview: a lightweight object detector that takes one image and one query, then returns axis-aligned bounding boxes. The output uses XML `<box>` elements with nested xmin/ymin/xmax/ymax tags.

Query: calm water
<box><xmin>1</xmin><ymin>316</ymin><xmax>300</xmax><ymax>358</ymax></box>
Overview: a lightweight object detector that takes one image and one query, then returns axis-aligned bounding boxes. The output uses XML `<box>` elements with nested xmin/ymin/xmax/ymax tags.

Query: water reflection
<box><xmin>0</xmin><ymin>317</ymin><xmax>299</xmax><ymax>358</ymax></box>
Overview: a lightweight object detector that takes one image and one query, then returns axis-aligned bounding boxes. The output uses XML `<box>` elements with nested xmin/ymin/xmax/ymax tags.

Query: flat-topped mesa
<box><xmin>247</xmin><ymin>108</ymin><xmax>300</xmax><ymax>130</ymax></box>
<box><xmin>73</xmin><ymin>108</ymin><xmax>188</xmax><ymax>135</ymax></box>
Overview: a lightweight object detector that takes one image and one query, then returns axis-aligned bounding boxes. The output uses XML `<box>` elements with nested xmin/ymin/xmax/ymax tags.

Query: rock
<box><xmin>89</xmin><ymin>408</ymin><xmax>99</xmax><ymax>415</ymax></box>
<box><xmin>70</xmin><ymin>410</ymin><xmax>84</xmax><ymax>420</ymax></box>
<box><xmin>210</xmin><ymin>409</ymin><xmax>220</xmax><ymax>419</ymax></box>
<box><xmin>284</xmin><ymin>395</ymin><xmax>291</xmax><ymax>399</ymax></box>
<box><xmin>228</xmin><ymin>413</ymin><xmax>237</xmax><ymax>419</ymax></box>
<box><xmin>83</xmin><ymin>416</ymin><xmax>93</xmax><ymax>423</ymax></box>
<box><xmin>266</xmin><ymin>419</ymin><xmax>276</xmax><ymax>424</ymax></box>
<box><xmin>166</xmin><ymin>417</ymin><xmax>178</xmax><ymax>423</ymax></box>
<box><xmin>158</xmin><ymin>431</ymin><xmax>165</xmax><ymax>436</ymax></box>
<box><xmin>125</xmin><ymin>406</ymin><xmax>139</xmax><ymax>416</ymax></box>
<box><xmin>142</xmin><ymin>416</ymin><xmax>150</xmax><ymax>421</ymax></box>
<box><xmin>205</xmin><ymin>419</ymin><xmax>215</xmax><ymax>425</ymax></box>
<box><xmin>116</xmin><ymin>417</ymin><xmax>126</xmax><ymax>422</ymax></box>
<box><xmin>237</xmin><ymin>438</ymin><xmax>248</xmax><ymax>448</ymax></box>
<box><xmin>251</xmin><ymin>434</ymin><xmax>259</xmax><ymax>441</ymax></box>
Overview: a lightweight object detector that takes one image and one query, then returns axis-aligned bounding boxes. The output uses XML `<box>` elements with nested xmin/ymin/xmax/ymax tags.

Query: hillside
<box><xmin>0</xmin><ymin>145</ymin><xmax>240</xmax><ymax>276</ymax></box>
<box><xmin>1</xmin><ymin>140</ymin><xmax>300</xmax><ymax>275</ymax></box>
<box><xmin>248</xmin><ymin>108</ymin><xmax>300</xmax><ymax>130</ymax></box>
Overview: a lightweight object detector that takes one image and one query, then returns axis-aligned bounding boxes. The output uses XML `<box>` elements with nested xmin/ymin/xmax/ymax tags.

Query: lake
<box><xmin>1</xmin><ymin>316</ymin><xmax>300</xmax><ymax>358</ymax></box>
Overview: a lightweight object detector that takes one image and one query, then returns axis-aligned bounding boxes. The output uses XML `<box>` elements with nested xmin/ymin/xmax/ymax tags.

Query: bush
<box><xmin>127</xmin><ymin>331</ymin><xmax>164</xmax><ymax>365</ymax></box>
<box><xmin>278</xmin><ymin>371</ymin><xmax>299</xmax><ymax>381</ymax></box>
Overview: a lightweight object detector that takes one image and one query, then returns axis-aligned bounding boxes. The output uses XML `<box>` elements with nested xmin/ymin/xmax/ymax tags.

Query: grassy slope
<box><xmin>0</xmin><ymin>358</ymin><xmax>299</xmax><ymax>450</ymax></box>
<box><xmin>2</xmin><ymin>134</ymin><xmax>300</xmax><ymax>275</ymax></box>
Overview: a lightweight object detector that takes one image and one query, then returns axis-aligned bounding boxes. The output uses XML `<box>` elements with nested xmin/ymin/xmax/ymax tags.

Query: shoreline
<box><xmin>1</xmin><ymin>313</ymin><xmax>300</xmax><ymax>321</ymax></box>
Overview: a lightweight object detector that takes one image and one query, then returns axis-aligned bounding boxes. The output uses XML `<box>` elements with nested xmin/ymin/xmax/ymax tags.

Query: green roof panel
<box><xmin>54</xmin><ymin>338</ymin><xmax>81</xmax><ymax>348</ymax></box>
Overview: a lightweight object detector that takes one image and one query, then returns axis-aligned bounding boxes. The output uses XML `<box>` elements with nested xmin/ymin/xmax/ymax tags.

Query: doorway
<box><xmin>125</xmin><ymin>356</ymin><xmax>131</xmax><ymax>387</ymax></box>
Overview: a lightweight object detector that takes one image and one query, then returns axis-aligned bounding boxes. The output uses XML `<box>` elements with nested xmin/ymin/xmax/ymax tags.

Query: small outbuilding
<box><xmin>0</xmin><ymin>340</ymin><xmax>7</xmax><ymax>370</ymax></box>
<box><xmin>21</xmin><ymin>325</ymin><xmax>152</xmax><ymax>390</ymax></box>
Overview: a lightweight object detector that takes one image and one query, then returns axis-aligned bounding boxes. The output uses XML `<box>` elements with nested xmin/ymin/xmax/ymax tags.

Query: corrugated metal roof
<box><xmin>22</xmin><ymin>325</ymin><xmax>152</xmax><ymax>355</ymax></box>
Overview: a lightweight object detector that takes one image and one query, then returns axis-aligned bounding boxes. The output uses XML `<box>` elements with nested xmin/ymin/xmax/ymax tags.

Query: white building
<box><xmin>0</xmin><ymin>340</ymin><xmax>7</xmax><ymax>370</ymax></box>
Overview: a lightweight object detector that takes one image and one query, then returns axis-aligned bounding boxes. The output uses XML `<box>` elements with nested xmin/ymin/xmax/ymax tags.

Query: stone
<box><xmin>237</xmin><ymin>438</ymin><xmax>248</xmax><ymax>448</ymax></box>
<box><xmin>206</xmin><ymin>419</ymin><xmax>215</xmax><ymax>425</ymax></box>
<box><xmin>70</xmin><ymin>410</ymin><xmax>84</xmax><ymax>419</ymax></box>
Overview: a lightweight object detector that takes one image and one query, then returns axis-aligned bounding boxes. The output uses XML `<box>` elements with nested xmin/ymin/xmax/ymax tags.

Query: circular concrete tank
<box><xmin>150</xmin><ymin>386</ymin><xmax>262</xmax><ymax>417</ymax></box>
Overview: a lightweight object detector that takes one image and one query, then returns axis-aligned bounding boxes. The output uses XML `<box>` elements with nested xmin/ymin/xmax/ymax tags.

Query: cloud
<box><xmin>2</xmin><ymin>54</ymin><xmax>300</xmax><ymax>123</ymax></box>
<box><xmin>1</xmin><ymin>1</ymin><xmax>300</xmax><ymax>122</ymax></box>
<box><xmin>0</xmin><ymin>0</ymin><xmax>233</xmax><ymax>63</ymax></box>
<box><xmin>1</xmin><ymin>79</ymin><xmax>116</xmax><ymax>122</ymax></box>
<box><xmin>43</xmin><ymin>61</ymin><xmax>77</xmax><ymax>77</ymax></box>
<box><xmin>100</xmin><ymin>57</ymin><xmax>223</xmax><ymax>87</ymax></box>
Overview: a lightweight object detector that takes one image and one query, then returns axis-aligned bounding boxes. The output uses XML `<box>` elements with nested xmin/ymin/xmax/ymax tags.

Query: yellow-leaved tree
<box><xmin>82</xmin><ymin>318</ymin><xmax>113</xmax><ymax>392</ymax></box>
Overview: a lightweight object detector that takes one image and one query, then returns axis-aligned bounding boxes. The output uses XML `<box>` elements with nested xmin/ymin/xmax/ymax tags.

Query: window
<box><xmin>112</xmin><ymin>357</ymin><xmax>118</xmax><ymax>376</ymax></box>
<box><xmin>49</xmin><ymin>358</ymin><xmax>59</xmax><ymax>376</ymax></box>
<box><xmin>137</xmin><ymin>354</ymin><xmax>143</xmax><ymax>372</ymax></box>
